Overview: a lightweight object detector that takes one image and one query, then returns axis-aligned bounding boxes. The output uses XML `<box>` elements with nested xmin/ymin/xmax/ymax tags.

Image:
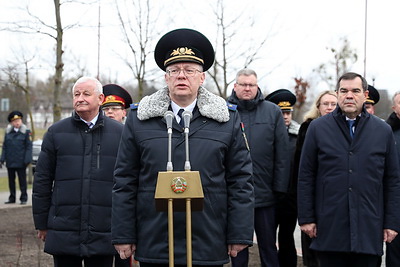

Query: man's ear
<box><xmin>99</xmin><ymin>93</ymin><xmax>105</xmax><ymax>105</ymax></box>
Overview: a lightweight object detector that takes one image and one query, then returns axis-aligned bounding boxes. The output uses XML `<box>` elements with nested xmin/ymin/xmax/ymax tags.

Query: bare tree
<box><xmin>0</xmin><ymin>1</ymin><xmax>86</xmax><ymax>122</ymax></box>
<box><xmin>114</xmin><ymin>0</ymin><xmax>162</xmax><ymax>100</ymax></box>
<box><xmin>2</xmin><ymin>59</ymin><xmax>36</xmax><ymax>140</ymax></box>
<box><xmin>52</xmin><ymin>0</ymin><xmax>64</xmax><ymax>122</ymax></box>
<box><xmin>292</xmin><ymin>77</ymin><xmax>310</xmax><ymax>122</ymax></box>
<box><xmin>207</xmin><ymin>0</ymin><xmax>268</xmax><ymax>98</ymax></box>
<box><xmin>313</xmin><ymin>37</ymin><xmax>358</xmax><ymax>89</ymax></box>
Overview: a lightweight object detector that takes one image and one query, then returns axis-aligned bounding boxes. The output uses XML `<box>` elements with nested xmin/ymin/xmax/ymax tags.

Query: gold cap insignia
<box><xmin>278</xmin><ymin>101</ymin><xmax>293</xmax><ymax>111</ymax></box>
<box><xmin>164</xmin><ymin>47</ymin><xmax>204</xmax><ymax>66</ymax></box>
<box><xmin>106</xmin><ymin>95</ymin><xmax>116</xmax><ymax>101</ymax></box>
<box><xmin>278</xmin><ymin>101</ymin><xmax>291</xmax><ymax>107</ymax></box>
<box><xmin>170</xmin><ymin>47</ymin><xmax>195</xmax><ymax>57</ymax></box>
<box><xmin>365</xmin><ymin>98</ymin><xmax>375</xmax><ymax>104</ymax></box>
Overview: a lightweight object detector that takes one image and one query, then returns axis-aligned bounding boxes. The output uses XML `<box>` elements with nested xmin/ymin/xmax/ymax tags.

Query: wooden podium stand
<box><xmin>155</xmin><ymin>170</ymin><xmax>204</xmax><ymax>267</ymax></box>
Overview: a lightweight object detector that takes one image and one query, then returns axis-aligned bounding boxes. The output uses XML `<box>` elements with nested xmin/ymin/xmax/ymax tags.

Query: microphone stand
<box><xmin>155</xmin><ymin>111</ymin><xmax>204</xmax><ymax>267</ymax></box>
<box><xmin>182</xmin><ymin>110</ymin><xmax>193</xmax><ymax>266</ymax></box>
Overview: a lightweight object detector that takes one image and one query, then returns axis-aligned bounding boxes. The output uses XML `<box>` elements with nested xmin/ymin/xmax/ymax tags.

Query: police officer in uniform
<box><xmin>364</xmin><ymin>85</ymin><xmax>380</xmax><ymax>115</ymax></box>
<box><xmin>266</xmin><ymin>89</ymin><xmax>300</xmax><ymax>267</ymax></box>
<box><xmin>102</xmin><ymin>84</ymin><xmax>133</xmax><ymax>267</ymax></box>
<box><xmin>1</xmin><ymin>111</ymin><xmax>32</xmax><ymax>204</ymax></box>
<box><xmin>102</xmin><ymin>84</ymin><xmax>133</xmax><ymax>124</ymax></box>
<box><xmin>111</xmin><ymin>28</ymin><xmax>254</xmax><ymax>267</ymax></box>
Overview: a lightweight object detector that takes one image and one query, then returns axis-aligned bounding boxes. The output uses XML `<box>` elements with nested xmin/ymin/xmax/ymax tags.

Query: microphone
<box><xmin>182</xmin><ymin>110</ymin><xmax>192</xmax><ymax>129</ymax></box>
<box><xmin>182</xmin><ymin>110</ymin><xmax>192</xmax><ymax>171</ymax></box>
<box><xmin>164</xmin><ymin>111</ymin><xmax>175</xmax><ymax>171</ymax></box>
<box><xmin>164</xmin><ymin>111</ymin><xmax>174</xmax><ymax>129</ymax></box>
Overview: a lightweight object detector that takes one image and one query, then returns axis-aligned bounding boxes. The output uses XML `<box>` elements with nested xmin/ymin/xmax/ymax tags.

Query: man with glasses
<box><xmin>102</xmin><ymin>84</ymin><xmax>133</xmax><ymax>124</ymax></box>
<box><xmin>227</xmin><ymin>68</ymin><xmax>290</xmax><ymax>267</ymax></box>
<box><xmin>111</xmin><ymin>29</ymin><xmax>254</xmax><ymax>267</ymax></box>
<box><xmin>101</xmin><ymin>84</ymin><xmax>133</xmax><ymax>267</ymax></box>
<box><xmin>298</xmin><ymin>72</ymin><xmax>400</xmax><ymax>267</ymax></box>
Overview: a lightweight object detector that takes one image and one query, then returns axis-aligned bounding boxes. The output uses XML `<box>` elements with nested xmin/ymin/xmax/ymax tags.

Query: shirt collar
<box><xmin>171</xmin><ymin>99</ymin><xmax>197</xmax><ymax>116</ymax></box>
<box><xmin>81</xmin><ymin>113</ymin><xmax>99</xmax><ymax>127</ymax></box>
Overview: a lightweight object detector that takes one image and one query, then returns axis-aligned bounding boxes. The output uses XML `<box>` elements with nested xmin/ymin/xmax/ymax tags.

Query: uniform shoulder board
<box><xmin>130</xmin><ymin>102</ymin><xmax>139</xmax><ymax>110</ymax></box>
<box><xmin>226</xmin><ymin>102</ymin><xmax>237</xmax><ymax>111</ymax></box>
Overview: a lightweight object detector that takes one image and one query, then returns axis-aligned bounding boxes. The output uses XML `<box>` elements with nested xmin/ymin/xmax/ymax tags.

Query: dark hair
<box><xmin>335</xmin><ymin>72</ymin><xmax>368</xmax><ymax>92</ymax></box>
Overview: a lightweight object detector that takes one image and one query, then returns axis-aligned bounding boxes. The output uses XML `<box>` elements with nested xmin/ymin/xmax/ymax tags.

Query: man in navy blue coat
<box><xmin>33</xmin><ymin>77</ymin><xmax>123</xmax><ymax>267</ymax></box>
<box><xmin>111</xmin><ymin>29</ymin><xmax>254</xmax><ymax>267</ymax></box>
<box><xmin>298</xmin><ymin>72</ymin><xmax>400</xmax><ymax>267</ymax></box>
<box><xmin>1</xmin><ymin>111</ymin><xmax>32</xmax><ymax>204</ymax></box>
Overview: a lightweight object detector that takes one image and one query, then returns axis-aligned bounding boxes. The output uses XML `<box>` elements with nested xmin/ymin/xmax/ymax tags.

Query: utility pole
<box><xmin>97</xmin><ymin>1</ymin><xmax>101</xmax><ymax>80</ymax></box>
<box><xmin>363</xmin><ymin>0</ymin><xmax>368</xmax><ymax>78</ymax></box>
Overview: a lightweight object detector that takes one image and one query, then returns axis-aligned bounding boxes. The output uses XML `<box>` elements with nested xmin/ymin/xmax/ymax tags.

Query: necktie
<box><xmin>86</xmin><ymin>122</ymin><xmax>93</xmax><ymax>128</ymax></box>
<box><xmin>347</xmin><ymin>120</ymin><xmax>355</xmax><ymax>139</ymax></box>
<box><xmin>178</xmin><ymin>109</ymin><xmax>185</xmax><ymax>128</ymax></box>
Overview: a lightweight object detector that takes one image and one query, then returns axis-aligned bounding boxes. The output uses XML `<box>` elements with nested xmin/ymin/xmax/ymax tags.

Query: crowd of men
<box><xmin>9</xmin><ymin>27</ymin><xmax>397</xmax><ymax>267</ymax></box>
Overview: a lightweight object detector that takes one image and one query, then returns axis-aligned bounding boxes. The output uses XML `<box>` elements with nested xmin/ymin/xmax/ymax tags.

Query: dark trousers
<box><xmin>7</xmin><ymin>167</ymin><xmax>27</xmax><ymax>202</ymax></box>
<box><xmin>53</xmin><ymin>255</ymin><xmax>113</xmax><ymax>267</ymax></box>
<box><xmin>386</xmin><ymin>236</ymin><xmax>400</xmax><ymax>267</ymax></box>
<box><xmin>114</xmin><ymin>255</ymin><xmax>131</xmax><ymax>267</ymax></box>
<box><xmin>275</xmin><ymin>195</ymin><xmax>297</xmax><ymax>267</ymax></box>
<box><xmin>231</xmin><ymin>206</ymin><xmax>278</xmax><ymax>267</ymax></box>
<box><xmin>301</xmin><ymin>232</ymin><xmax>319</xmax><ymax>267</ymax></box>
<box><xmin>140</xmin><ymin>264</ymin><xmax>222</xmax><ymax>267</ymax></box>
<box><xmin>317</xmin><ymin>251</ymin><xmax>381</xmax><ymax>267</ymax></box>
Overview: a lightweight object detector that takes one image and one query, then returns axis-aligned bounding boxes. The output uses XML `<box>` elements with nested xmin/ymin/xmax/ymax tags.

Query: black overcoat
<box><xmin>298</xmin><ymin>108</ymin><xmax>400</xmax><ymax>255</ymax></box>
<box><xmin>32</xmin><ymin>111</ymin><xmax>123</xmax><ymax>256</ymax></box>
<box><xmin>112</xmin><ymin>87</ymin><xmax>254</xmax><ymax>265</ymax></box>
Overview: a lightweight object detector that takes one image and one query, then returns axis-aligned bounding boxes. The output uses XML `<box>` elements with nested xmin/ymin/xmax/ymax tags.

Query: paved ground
<box><xmin>0</xmin><ymin>184</ymin><xmax>389</xmax><ymax>266</ymax></box>
<box><xmin>0</xmin><ymin>187</ymin><xmax>306</xmax><ymax>266</ymax></box>
<box><xmin>0</xmin><ymin>191</ymin><xmax>53</xmax><ymax>267</ymax></box>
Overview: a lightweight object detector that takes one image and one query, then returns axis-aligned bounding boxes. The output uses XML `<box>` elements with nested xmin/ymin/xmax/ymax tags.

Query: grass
<box><xmin>0</xmin><ymin>170</ymin><xmax>34</xmax><ymax>192</ymax></box>
<box><xmin>0</xmin><ymin>176</ymin><xmax>8</xmax><ymax>192</ymax></box>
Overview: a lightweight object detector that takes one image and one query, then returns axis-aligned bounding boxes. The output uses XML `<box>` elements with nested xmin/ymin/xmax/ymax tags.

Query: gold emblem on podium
<box><xmin>171</xmin><ymin>177</ymin><xmax>187</xmax><ymax>193</ymax></box>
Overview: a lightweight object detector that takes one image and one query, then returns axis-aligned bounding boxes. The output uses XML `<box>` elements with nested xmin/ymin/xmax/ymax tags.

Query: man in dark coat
<box><xmin>32</xmin><ymin>77</ymin><xmax>123</xmax><ymax>267</ymax></box>
<box><xmin>266</xmin><ymin>88</ymin><xmax>299</xmax><ymax>267</ymax></box>
<box><xmin>227</xmin><ymin>69</ymin><xmax>290</xmax><ymax>267</ymax></box>
<box><xmin>101</xmin><ymin>83</ymin><xmax>133</xmax><ymax>267</ymax></box>
<box><xmin>1</xmin><ymin>110</ymin><xmax>32</xmax><ymax>204</ymax></box>
<box><xmin>111</xmin><ymin>29</ymin><xmax>254</xmax><ymax>267</ymax></box>
<box><xmin>298</xmin><ymin>72</ymin><xmax>400</xmax><ymax>267</ymax></box>
<box><xmin>385</xmin><ymin>91</ymin><xmax>400</xmax><ymax>267</ymax></box>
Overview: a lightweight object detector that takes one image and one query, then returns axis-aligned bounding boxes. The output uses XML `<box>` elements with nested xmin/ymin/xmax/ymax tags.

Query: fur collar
<box><xmin>6</xmin><ymin>124</ymin><xmax>28</xmax><ymax>134</ymax></box>
<box><xmin>288</xmin><ymin>120</ymin><xmax>300</xmax><ymax>135</ymax></box>
<box><xmin>137</xmin><ymin>86</ymin><xmax>230</xmax><ymax>122</ymax></box>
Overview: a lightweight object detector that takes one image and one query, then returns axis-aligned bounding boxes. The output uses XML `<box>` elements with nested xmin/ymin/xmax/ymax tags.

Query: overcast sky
<box><xmin>0</xmin><ymin>0</ymin><xmax>399</xmax><ymax>98</ymax></box>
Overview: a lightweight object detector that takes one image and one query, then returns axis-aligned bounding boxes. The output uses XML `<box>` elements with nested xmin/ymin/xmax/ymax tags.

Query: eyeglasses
<box><xmin>320</xmin><ymin>102</ymin><xmax>337</xmax><ymax>107</ymax></box>
<box><xmin>102</xmin><ymin>106</ymin><xmax>123</xmax><ymax>112</ymax></box>
<box><xmin>338</xmin><ymin>88</ymin><xmax>363</xmax><ymax>95</ymax></box>
<box><xmin>237</xmin><ymin>83</ymin><xmax>257</xmax><ymax>88</ymax></box>
<box><xmin>166</xmin><ymin>68</ymin><xmax>202</xmax><ymax>77</ymax></box>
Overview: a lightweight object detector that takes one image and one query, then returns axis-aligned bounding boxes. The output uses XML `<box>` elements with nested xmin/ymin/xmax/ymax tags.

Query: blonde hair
<box><xmin>303</xmin><ymin>90</ymin><xmax>337</xmax><ymax>121</ymax></box>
